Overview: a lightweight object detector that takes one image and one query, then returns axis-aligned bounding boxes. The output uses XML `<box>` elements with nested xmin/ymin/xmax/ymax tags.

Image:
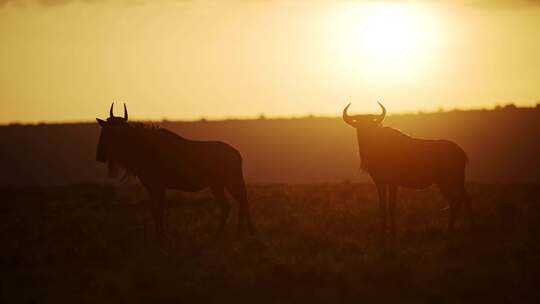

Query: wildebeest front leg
<box><xmin>211</xmin><ymin>186</ymin><xmax>230</xmax><ymax>235</ymax></box>
<box><xmin>226</xmin><ymin>183</ymin><xmax>254</xmax><ymax>234</ymax></box>
<box><xmin>388</xmin><ymin>185</ymin><xmax>398</xmax><ymax>239</ymax></box>
<box><xmin>376</xmin><ymin>183</ymin><xmax>388</xmax><ymax>240</ymax></box>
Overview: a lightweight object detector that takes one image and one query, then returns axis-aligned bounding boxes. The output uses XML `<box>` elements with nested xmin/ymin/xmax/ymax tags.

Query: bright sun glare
<box><xmin>335</xmin><ymin>3</ymin><xmax>442</xmax><ymax>85</ymax></box>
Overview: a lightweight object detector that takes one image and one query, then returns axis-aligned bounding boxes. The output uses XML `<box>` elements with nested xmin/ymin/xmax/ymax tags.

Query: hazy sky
<box><xmin>1</xmin><ymin>0</ymin><xmax>540</xmax><ymax>123</ymax></box>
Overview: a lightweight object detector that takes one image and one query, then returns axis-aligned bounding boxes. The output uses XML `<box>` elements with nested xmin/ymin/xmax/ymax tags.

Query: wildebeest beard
<box><xmin>99</xmin><ymin>141</ymin><xmax>123</xmax><ymax>179</ymax></box>
<box><xmin>96</xmin><ymin>123</ymin><xmax>143</xmax><ymax>180</ymax></box>
<box><xmin>356</xmin><ymin>128</ymin><xmax>379</xmax><ymax>173</ymax></box>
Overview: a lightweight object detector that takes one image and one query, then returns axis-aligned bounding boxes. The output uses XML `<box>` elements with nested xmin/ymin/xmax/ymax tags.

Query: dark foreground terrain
<box><xmin>1</xmin><ymin>182</ymin><xmax>539</xmax><ymax>303</ymax></box>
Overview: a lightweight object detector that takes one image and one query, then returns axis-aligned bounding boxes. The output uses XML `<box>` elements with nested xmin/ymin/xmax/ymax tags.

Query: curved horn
<box><xmin>375</xmin><ymin>101</ymin><xmax>386</xmax><ymax>124</ymax></box>
<box><xmin>342</xmin><ymin>102</ymin><xmax>355</xmax><ymax>126</ymax></box>
<box><xmin>123</xmin><ymin>103</ymin><xmax>128</xmax><ymax>121</ymax></box>
<box><xmin>109</xmin><ymin>102</ymin><xmax>114</xmax><ymax>118</ymax></box>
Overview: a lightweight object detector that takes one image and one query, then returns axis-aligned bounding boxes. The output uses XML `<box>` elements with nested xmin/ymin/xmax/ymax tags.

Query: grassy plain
<box><xmin>1</xmin><ymin>182</ymin><xmax>539</xmax><ymax>303</ymax></box>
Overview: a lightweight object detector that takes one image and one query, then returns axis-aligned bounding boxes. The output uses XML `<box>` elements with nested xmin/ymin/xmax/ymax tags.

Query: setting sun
<box><xmin>335</xmin><ymin>2</ymin><xmax>443</xmax><ymax>84</ymax></box>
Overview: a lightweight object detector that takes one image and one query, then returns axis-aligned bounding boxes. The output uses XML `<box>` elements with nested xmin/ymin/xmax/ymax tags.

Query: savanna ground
<box><xmin>1</xmin><ymin>182</ymin><xmax>539</xmax><ymax>303</ymax></box>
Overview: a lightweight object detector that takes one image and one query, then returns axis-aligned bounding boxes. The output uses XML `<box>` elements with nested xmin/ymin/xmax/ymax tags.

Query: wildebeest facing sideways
<box><xmin>343</xmin><ymin>102</ymin><xmax>472</xmax><ymax>239</ymax></box>
<box><xmin>96</xmin><ymin>103</ymin><xmax>254</xmax><ymax>237</ymax></box>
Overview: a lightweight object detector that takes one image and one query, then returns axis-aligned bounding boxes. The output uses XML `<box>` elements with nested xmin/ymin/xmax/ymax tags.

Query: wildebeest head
<box><xmin>342</xmin><ymin>102</ymin><xmax>386</xmax><ymax>129</ymax></box>
<box><xmin>96</xmin><ymin>103</ymin><xmax>129</xmax><ymax>178</ymax></box>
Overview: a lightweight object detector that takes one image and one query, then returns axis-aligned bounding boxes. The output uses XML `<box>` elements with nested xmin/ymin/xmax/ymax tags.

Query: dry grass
<box><xmin>1</xmin><ymin>182</ymin><xmax>539</xmax><ymax>303</ymax></box>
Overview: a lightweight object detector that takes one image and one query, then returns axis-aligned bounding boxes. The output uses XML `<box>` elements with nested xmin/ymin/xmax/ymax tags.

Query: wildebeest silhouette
<box><xmin>343</xmin><ymin>102</ymin><xmax>472</xmax><ymax>239</ymax></box>
<box><xmin>96</xmin><ymin>103</ymin><xmax>254</xmax><ymax>237</ymax></box>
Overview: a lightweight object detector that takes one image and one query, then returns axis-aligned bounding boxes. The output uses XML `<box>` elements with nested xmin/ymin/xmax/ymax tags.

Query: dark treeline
<box><xmin>1</xmin><ymin>105</ymin><xmax>539</xmax><ymax>187</ymax></box>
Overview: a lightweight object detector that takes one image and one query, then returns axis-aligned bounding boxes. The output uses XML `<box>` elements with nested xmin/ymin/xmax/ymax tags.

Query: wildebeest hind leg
<box><xmin>448</xmin><ymin>198</ymin><xmax>462</xmax><ymax>233</ymax></box>
<box><xmin>462</xmin><ymin>188</ymin><xmax>473</xmax><ymax>231</ymax></box>
<box><xmin>226</xmin><ymin>183</ymin><xmax>254</xmax><ymax>234</ymax></box>
<box><xmin>149</xmin><ymin>187</ymin><xmax>165</xmax><ymax>239</ymax></box>
<box><xmin>211</xmin><ymin>186</ymin><xmax>230</xmax><ymax>235</ymax></box>
<box><xmin>439</xmin><ymin>185</ymin><xmax>462</xmax><ymax>233</ymax></box>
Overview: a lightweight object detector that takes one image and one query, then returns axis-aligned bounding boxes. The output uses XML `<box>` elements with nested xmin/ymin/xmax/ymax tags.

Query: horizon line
<box><xmin>2</xmin><ymin>103</ymin><xmax>539</xmax><ymax>127</ymax></box>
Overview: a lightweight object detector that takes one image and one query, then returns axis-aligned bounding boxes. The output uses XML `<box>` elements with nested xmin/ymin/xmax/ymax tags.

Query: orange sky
<box><xmin>1</xmin><ymin>0</ymin><xmax>540</xmax><ymax>124</ymax></box>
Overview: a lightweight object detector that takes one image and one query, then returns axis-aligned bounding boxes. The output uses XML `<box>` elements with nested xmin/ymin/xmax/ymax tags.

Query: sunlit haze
<box><xmin>1</xmin><ymin>0</ymin><xmax>540</xmax><ymax>123</ymax></box>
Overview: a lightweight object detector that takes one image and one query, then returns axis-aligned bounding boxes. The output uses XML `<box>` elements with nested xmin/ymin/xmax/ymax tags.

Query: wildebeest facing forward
<box><xmin>343</xmin><ymin>102</ymin><xmax>472</xmax><ymax>239</ymax></box>
<box><xmin>96</xmin><ymin>103</ymin><xmax>254</xmax><ymax>237</ymax></box>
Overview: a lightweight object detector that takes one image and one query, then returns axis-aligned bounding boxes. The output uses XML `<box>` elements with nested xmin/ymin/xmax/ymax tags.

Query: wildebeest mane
<box><xmin>109</xmin><ymin>121</ymin><xmax>192</xmax><ymax>179</ymax></box>
<box><xmin>125</xmin><ymin>121</ymin><xmax>189</xmax><ymax>143</ymax></box>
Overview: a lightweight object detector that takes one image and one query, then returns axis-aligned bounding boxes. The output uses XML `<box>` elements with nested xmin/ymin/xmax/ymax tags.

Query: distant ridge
<box><xmin>1</xmin><ymin>107</ymin><xmax>539</xmax><ymax>187</ymax></box>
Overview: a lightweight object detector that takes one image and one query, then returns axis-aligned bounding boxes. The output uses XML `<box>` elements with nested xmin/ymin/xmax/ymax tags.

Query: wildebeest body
<box><xmin>358</xmin><ymin>127</ymin><xmax>468</xmax><ymax>189</ymax></box>
<box><xmin>115</xmin><ymin>127</ymin><xmax>244</xmax><ymax>191</ymax></box>
<box><xmin>96</xmin><ymin>104</ymin><xmax>253</xmax><ymax>237</ymax></box>
<box><xmin>343</xmin><ymin>103</ymin><xmax>472</xmax><ymax>240</ymax></box>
